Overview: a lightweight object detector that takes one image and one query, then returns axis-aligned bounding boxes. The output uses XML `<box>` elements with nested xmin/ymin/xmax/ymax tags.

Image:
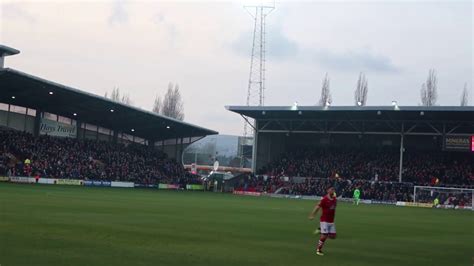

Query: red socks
<box><xmin>317</xmin><ymin>238</ymin><xmax>326</xmax><ymax>251</ymax></box>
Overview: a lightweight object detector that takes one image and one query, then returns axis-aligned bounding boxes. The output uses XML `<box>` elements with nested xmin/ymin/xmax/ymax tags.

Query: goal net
<box><xmin>413</xmin><ymin>186</ymin><xmax>474</xmax><ymax>210</ymax></box>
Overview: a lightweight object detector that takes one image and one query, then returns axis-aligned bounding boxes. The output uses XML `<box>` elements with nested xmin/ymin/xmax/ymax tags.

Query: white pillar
<box><xmin>413</xmin><ymin>186</ymin><xmax>417</xmax><ymax>203</ymax></box>
<box><xmin>399</xmin><ymin>123</ymin><xmax>404</xmax><ymax>183</ymax></box>
<box><xmin>251</xmin><ymin>120</ymin><xmax>258</xmax><ymax>173</ymax></box>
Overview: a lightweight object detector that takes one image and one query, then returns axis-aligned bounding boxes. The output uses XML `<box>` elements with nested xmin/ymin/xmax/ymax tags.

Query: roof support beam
<box><xmin>260</xmin><ymin>120</ymin><xmax>273</xmax><ymax>130</ymax></box>
<box><xmin>425</xmin><ymin>122</ymin><xmax>441</xmax><ymax>135</ymax></box>
<box><xmin>346</xmin><ymin>121</ymin><xmax>362</xmax><ymax>132</ymax></box>
<box><xmin>405</xmin><ymin>123</ymin><xmax>418</xmax><ymax>134</ymax></box>
<box><xmin>240</xmin><ymin>114</ymin><xmax>256</xmax><ymax>131</ymax></box>
<box><xmin>293</xmin><ymin>120</ymin><xmax>307</xmax><ymax>131</ymax></box>
<box><xmin>275</xmin><ymin>120</ymin><xmax>288</xmax><ymax>131</ymax></box>
<box><xmin>258</xmin><ymin>129</ymin><xmax>448</xmax><ymax>136</ymax></box>
<box><xmin>446</xmin><ymin>122</ymin><xmax>463</xmax><ymax>134</ymax></box>
<box><xmin>251</xmin><ymin>118</ymin><xmax>473</xmax><ymax>135</ymax></box>
<box><xmin>329</xmin><ymin>121</ymin><xmax>343</xmax><ymax>131</ymax></box>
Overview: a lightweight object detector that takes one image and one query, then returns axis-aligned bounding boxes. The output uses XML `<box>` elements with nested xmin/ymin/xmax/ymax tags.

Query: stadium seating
<box><xmin>0</xmin><ymin>130</ymin><xmax>199</xmax><ymax>185</ymax></box>
<box><xmin>258</xmin><ymin>149</ymin><xmax>474</xmax><ymax>186</ymax></box>
<box><xmin>230</xmin><ymin>149</ymin><xmax>474</xmax><ymax>201</ymax></box>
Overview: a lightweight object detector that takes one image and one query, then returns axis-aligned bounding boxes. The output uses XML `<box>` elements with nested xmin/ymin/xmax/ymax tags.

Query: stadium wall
<box><xmin>0</xmin><ymin>176</ymin><xmax>205</xmax><ymax>191</ymax></box>
<box><xmin>84</xmin><ymin>128</ymin><xmax>98</xmax><ymax>140</ymax></box>
<box><xmin>255</xmin><ymin>133</ymin><xmax>286</xmax><ymax>171</ymax></box>
<box><xmin>0</xmin><ymin>109</ymin><xmax>35</xmax><ymax>133</ymax></box>
<box><xmin>0</xmin><ymin>110</ymin><xmax>6</xmax><ymax>125</ymax></box>
<box><xmin>160</xmin><ymin>141</ymin><xmax>190</xmax><ymax>162</ymax></box>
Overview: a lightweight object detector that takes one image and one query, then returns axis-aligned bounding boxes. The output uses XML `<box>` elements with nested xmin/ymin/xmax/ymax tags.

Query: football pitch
<box><xmin>0</xmin><ymin>183</ymin><xmax>472</xmax><ymax>266</ymax></box>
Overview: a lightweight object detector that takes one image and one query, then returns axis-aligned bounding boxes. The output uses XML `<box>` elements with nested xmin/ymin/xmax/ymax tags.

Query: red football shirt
<box><xmin>319</xmin><ymin>195</ymin><xmax>337</xmax><ymax>223</ymax></box>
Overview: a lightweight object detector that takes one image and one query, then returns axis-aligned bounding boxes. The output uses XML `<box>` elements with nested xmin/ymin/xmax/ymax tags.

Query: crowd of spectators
<box><xmin>258</xmin><ymin>149</ymin><xmax>474</xmax><ymax>186</ymax></box>
<box><xmin>233</xmin><ymin>148</ymin><xmax>473</xmax><ymax>202</ymax></box>
<box><xmin>0</xmin><ymin>130</ymin><xmax>198</xmax><ymax>185</ymax></box>
<box><xmin>402</xmin><ymin>153</ymin><xmax>473</xmax><ymax>185</ymax></box>
<box><xmin>2</xmin><ymin>129</ymin><xmax>473</xmax><ymax>202</ymax></box>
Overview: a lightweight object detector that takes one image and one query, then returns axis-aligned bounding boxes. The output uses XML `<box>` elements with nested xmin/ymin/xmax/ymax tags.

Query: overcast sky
<box><xmin>1</xmin><ymin>0</ymin><xmax>472</xmax><ymax>135</ymax></box>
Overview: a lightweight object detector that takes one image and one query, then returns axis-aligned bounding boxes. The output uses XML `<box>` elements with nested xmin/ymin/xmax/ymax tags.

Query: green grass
<box><xmin>0</xmin><ymin>183</ymin><xmax>473</xmax><ymax>266</ymax></box>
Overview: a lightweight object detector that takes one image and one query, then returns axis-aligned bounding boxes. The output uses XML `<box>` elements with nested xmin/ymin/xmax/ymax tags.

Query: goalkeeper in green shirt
<box><xmin>433</xmin><ymin>198</ymin><xmax>439</xmax><ymax>208</ymax></box>
<box><xmin>353</xmin><ymin>187</ymin><xmax>361</xmax><ymax>205</ymax></box>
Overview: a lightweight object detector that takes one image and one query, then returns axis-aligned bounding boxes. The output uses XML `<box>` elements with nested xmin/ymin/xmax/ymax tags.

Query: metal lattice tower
<box><xmin>243</xmin><ymin>3</ymin><xmax>274</xmax><ymax>137</ymax></box>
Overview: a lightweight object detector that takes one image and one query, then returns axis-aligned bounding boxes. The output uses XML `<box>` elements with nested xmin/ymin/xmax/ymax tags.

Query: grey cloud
<box><xmin>231</xmin><ymin>25</ymin><xmax>298</xmax><ymax>59</ymax></box>
<box><xmin>267</xmin><ymin>26</ymin><xmax>299</xmax><ymax>58</ymax></box>
<box><xmin>230</xmin><ymin>25</ymin><xmax>396</xmax><ymax>74</ymax></box>
<box><xmin>1</xmin><ymin>2</ymin><xmax>37</xmax><ymax>23</ymax></box>
<box><xmin>108</xmin><ymin>0</ymin><xmax>128</xmax><ymax>26</ymax></box>
<box><xmin>313</xmin><ymin>48</ymin><xmax>399</xmax><ymax>73</ymax></box>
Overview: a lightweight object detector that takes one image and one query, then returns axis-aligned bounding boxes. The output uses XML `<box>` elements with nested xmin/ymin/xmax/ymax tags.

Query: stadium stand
<box><xmin>258</xmin><ymin>149</ymin><xmax>474</xmax><ymax>186</ymax></box>
<box><xmin>0</xmin><ymin>45</ymin><xmax>216</xmax><ymax>186</ymax></box>
<box><xmin>228</xmin><ymin>106</ymin><xmax>474</xmax><ymax>201</ymax></box>
<box><xmin>0</xmin><ymin>128</ymin><xmax>202</xmax><ymax>185</ymax></box>
<box><xmin>232</xmin><ymin>147</ymin><xmax>473</xmax><ymax>201</ymax></box>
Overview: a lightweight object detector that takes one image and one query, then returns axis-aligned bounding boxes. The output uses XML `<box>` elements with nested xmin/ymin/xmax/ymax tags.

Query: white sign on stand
<box><xmin>40</xmin><ymin>119</ymin><xmax>77</xmax><ymax>138</ymax></box>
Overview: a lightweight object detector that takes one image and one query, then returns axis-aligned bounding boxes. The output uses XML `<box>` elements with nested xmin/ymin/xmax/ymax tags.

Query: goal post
<box><xmin>413</xmin><ymin>186</ymin><xmax>474</xmax><ymax>210</ymax></box>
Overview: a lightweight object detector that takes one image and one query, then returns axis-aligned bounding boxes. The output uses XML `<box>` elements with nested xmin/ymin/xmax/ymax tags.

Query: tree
<box><xmin>121</xmin><ymin>94</ymin><xmax>132</xmax><ymax>105</ymax></box>
<box><xmin>318</xmin><ymin>73</ymin><xmax>332</xmax><ymax>106</ymax></box>
<box><xmin>460</xmin><ymin>83</ymin><xmax>469</xmax><ymax>106</ymax></box>
<box><xmin>105</xmin><ymin>87</ymin><xmax>133</xmax><ymax>105</ymax></box>
<box><xmin>110</xmin><ymin>87</ymin><xmax>121</xmax><ymax>102</ymax></box>
<box><xmin>152</xmin><ymin>95</ymin><xmax>162</xmax><ymax>114</ymax></box>
<box><xmin>161</xmin><ymin>82</ymin><xmax>184</xmax><ymax>120</ymax></box>
<box><xmin>354</xmin><ymin>72</ymin><xmax>368</xmax><ymax>106</ymax></box>
<box><xmin>420</xmin><ymin>69</ymin><xmax>438</xmax><ymax>106</ymax></box>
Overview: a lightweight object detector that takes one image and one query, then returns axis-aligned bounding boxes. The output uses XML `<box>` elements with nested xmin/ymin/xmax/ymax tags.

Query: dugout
<box><xmin>227</xmin><ymin>105</ymin><xmax>474</xmax><ymax>181</ymax></box>
<box><xmin>0</xmin><ymin>45</ymin><xmax>217</xmax><ymax>161</ymax></box>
